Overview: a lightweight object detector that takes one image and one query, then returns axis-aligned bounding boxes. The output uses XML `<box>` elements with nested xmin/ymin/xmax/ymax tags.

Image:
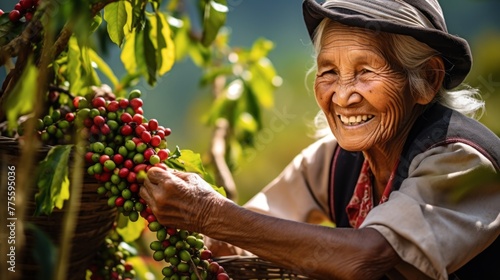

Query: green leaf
<box><xmin>82</xmin><ymin>47</ymin><xmax>101</xmax><ymax>89</ymax></box>
<box><xmin>34</xmin><ymin>145</ymin><xmax>73</xmax><ymax>216</ymax></box>
<box><xmin>134</xmin><ymin>30</ymin><xmax>147</xmax><ymax>77</ymax></box>
<box><xmin>67</xmin><ymin>37</ymin><xmax>85</xmax><ymax>94</ymax></box>
<box><xmin>155</xmin><ymin>12</ymin><xmax>175</xmax><ymax>75</ymax></box>
<box><xmin>246</xmin><ymin>39</ymin><xmax>278</xmax><ymax>108</ymax></box>
<box><xmin>164</xmin><ymin>148</ymin><xmax>223</xmax><ymax>195</ymax></box>
<box><xmin>116</xmin><ymin>213</ymin><xmax>146</xmax><ymax>242</ymax></box>
<box><xmin>203</xmin><ymin>94</ymin><xmax>236</xmax><ymax>126</ymax></box>
<box><xmin>0</xmin><ymin>15</ymin><xmax>25</xmax><ymax>47</ymax></box>
<box><xmin>248</xmin><ymin>38</ymin><xmax>274</xmax><ymax>62</ymax></box>
<box><xmin>129</xmin><ymin>0</ymin><xmax>144</xmax><ymax>30</ymax></box>
<box><xmin>25</xmin><ymin>223</ymin><xmax>57</xmax><ymax>280</ymax></box>
<box><xmin>166</xmin><ymin>148</ymin><xmax>226</xmax><ymax>197</ymax></box>
<box><xmin>90</xmin><ymin>13</ymin><xmax>103</xmax><ymax>34</ymax></box>
<box><xmin>167</xmin><ymin>145</ymin><xmax>182</xmax><ymax>159</ymax></box>
<box><xmin>121</xmin><ymin>27</ymin><xmax>148</xmax><ymax>79</ymax></box>
<box><xmin>243</xmin><ymin>83</ymin><xmax>263</xmax><ymax>128</ymax></box>
<box><xmin>123</xmin><ymin>0</ymin><xmax>134</xmax><ymax>35</ymax></box>
<box><xmin>4</xmin><ymin>57</ymin><xmax>38</xmax><ymax>130</ymax></box>
<box><xmin>143</xmin><ymin>15</ymin><xmax>158</xmax><ymax>85</ymax></box>
<box><xmin>176</xmin><ymin>149</ymin><xmax>207</xmax><ymax>174</ymax></box>
<box><xmin>236</xmin><ymin>112</ymin><xmax>258</xmax><ymax>135</ymax></box>
<box><xmin>201</xmin><ymin>0</ymin><xmax>228</xmax><ymax>47</ymax></box>
<box><xmin>188</xmin><ymin>41</ymin><xmax>211</xmax><ymax>67</ymax></box>
<box><xmin>104</xmin><ymin>1</ymin><xmax>129</xmax><ymax>46</ymax></box>
<box><xmin>141</xmin><ymin>11</ymin><xmax>176</xmax><ymax>84</ymax></box>
<box><xmin>247</xmin><ymin>59</ymin><xmax>276</xmax><ymax>107</ymax></box>
<box><xmin>67</xmin><ymin>36</ymin><xmax>100</xmax><ymax>95</ymax></box>
<box><xmin>166</xmin><ymin>147</ymin><xmax>215</xmax><ymax>185</ymax></box>
<box><xmin>121</xmin><ymin>11</ymin><xmax>175</xmax><ymax>85</ymax></box>
<box><xmin>0</xmin><ymin>13</ymin><xmax>11</xmax><ymax>26</ymax></box>
<box><xmin>88</xmin><ymin>48</ymin><xmax>119</xmax><ymax>89</ymax></box>
<box><xmin>121</xmin><ymin>30</ymin><xmax>138</xmax><ymax>74</ymax></box>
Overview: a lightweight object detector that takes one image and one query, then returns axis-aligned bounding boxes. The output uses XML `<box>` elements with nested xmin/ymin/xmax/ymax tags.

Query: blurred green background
<box><xmin>2</xmin><ymin>0</ymin><xmax>500</xmax><ymax>205</ymax></box>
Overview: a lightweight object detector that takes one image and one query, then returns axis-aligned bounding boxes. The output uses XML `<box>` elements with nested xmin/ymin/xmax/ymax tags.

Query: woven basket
<box><xmin>0</xmin><ymin>136</ymin><xmax>117</xmax><ymax>280</ymax></box>
<box><xmin>215</xmin><ymin>256</ymin><xmax>313</xmax><ymax>280</ymax></box>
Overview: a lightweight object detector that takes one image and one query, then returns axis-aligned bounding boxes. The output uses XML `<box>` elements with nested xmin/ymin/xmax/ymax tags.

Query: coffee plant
<box><xmin>31</xmin><ymin>88</ymin><xmax>229</xmax><ymax>279</ymax></box>
<box><xmin>1</xmin><ymin>0</ymin><xmax>279</xmax><ymax>278</ymax></box>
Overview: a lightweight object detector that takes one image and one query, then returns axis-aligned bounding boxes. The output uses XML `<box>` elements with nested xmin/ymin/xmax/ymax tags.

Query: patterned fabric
<box><xmin>345</xmin><ymin>160</ymin><xmax>394</xmax><ymax>228</ymax></box>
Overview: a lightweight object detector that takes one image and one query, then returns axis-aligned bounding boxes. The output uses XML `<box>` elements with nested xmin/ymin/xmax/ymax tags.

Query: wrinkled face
<box><xmin>314</xmin><ymin>23</ymin><xmax>421</xmax><ymax>152</ymax></box>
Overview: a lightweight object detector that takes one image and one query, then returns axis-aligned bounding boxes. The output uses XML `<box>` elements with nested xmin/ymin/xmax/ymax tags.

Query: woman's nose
<box><xmin>331</xmin><ymin>85</ymin><xmax>363</xmax><ymax>107</ymax></box>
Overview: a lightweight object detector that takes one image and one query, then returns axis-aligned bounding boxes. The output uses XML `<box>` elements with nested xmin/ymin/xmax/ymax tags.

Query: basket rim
<box><xmin>214</xmin><ymin>255</ymin><xmax>313</xmax><ymax>279</ymax></box>
<box><xmin>0</xmin><ymin>135</ymin><xmax>52</xmax><ymax>154</ymax></box>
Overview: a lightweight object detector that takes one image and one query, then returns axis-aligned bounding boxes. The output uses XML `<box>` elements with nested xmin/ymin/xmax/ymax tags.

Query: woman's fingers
<box><xmin>146</xmin><ymin>166</ymin><xmax>170</xmax><ymax>184</ymax></box>
<box><xmin>139</xmin><ymin>167</ymin><xmax>224</xmax><ymax>231</ymax></box>
<box><xmin>139</xmin><ymin>180</ymin><xmax>152</xmax><ymax>205</ymax></box>
<box><xmin>140</xmin><ymin>167</ymin><xmax>168</xmax><ymax>206</ymax></box>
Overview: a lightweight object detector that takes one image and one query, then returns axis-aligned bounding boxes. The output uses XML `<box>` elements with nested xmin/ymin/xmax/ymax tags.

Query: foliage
<box><xmin>34</xmin><ymin>144</ymin><xmax>72</xmax><ymax>215</ymax></box>
<box><xmin>3</xmin><ymin>57</ymin><xmax>38</xmax><ymax>129</ymax></box>
<box><xmin>0</xmin><ymin>0</ymin><xmax>280</xmax><ymax>278</ymax></box>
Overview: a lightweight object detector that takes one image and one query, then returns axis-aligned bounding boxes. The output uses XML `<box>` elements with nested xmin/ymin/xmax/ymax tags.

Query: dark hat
<box><xmin>302</xmin><ymin>0</ymin><xmax>472</xmax><ymax>89</ymax></box>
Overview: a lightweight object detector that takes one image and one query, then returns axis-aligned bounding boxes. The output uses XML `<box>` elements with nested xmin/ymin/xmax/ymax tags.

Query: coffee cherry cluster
<box><xmin>1</xmin><ymin>0</ymin><xmax>39</xmax><ymax>23</ymax></box>
<box><xmin>34</xmin><ymin>89</ymin><xmax>229</xmax><ymax>279</ymax></box>
<box><xmin>147</xmin><ymin>225</ymin><xmax>229</xmax><ymax>280</ymax></box>
<box><xmin>87</xmin><ymin>225</ymin><xmax>136</xmax><ymax>280</ymax></box>
<box><xmin>35</xmin><ymin>89</ymin><xmax>170</xmax><ymax>221</ymax></box>
<box><xmin>78</xmin><ymin>94</ymin><xmax>171</xmax><ymax>221</ymax></box>
<box><xmin>32</xmin><ymin>106</ymin><xmax>75</xmax><ymax>145</ymax></box>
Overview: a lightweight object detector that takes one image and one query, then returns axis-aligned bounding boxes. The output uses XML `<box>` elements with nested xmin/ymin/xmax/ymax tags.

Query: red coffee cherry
<box><xmin>9</xmin><ymin>10</ymin><xmax>22</xmax><ymax>22</ymax></box>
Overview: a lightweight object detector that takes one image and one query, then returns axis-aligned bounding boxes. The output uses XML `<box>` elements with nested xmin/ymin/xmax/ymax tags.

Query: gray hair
<box><xmin>310</xmin><ymin>19</ymin><xmax>484</xmax><ymax>137</ymax></box>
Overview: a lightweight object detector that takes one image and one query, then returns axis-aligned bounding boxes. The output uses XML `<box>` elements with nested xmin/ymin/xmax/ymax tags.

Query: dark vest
<box><xmin>328</xmin><ymin>103</ymin><xmax>500</xmax><ymax>279</ymax></box>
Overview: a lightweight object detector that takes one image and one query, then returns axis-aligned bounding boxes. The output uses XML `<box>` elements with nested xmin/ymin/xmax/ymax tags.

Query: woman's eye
<box><xmin>322</xmin><ymin>69</ymin><xmax>337</xmax><ymax>76</ymax></box>
<box><xmin>360</xmin><ymin>69</ymin><xmax>372</xmax><ymax>74</ymax></box>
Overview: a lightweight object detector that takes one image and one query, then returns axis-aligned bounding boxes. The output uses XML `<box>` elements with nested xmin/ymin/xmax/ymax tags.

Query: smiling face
<box><xmin>314</xmin><ymin>22</ymin><xmax>426</xmax><ymax>152</ymax></box>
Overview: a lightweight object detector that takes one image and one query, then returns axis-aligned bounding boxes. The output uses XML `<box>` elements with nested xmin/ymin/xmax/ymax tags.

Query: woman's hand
<box><xmin>139</xmin><ymin>167</ymin><xmax>227</xmax><ymax>233</ymax></box>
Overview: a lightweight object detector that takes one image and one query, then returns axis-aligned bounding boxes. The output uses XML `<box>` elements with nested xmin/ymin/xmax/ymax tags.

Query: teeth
<box><xmin>339</xmin><ymin>114</ymin><xmax>373</xmax><ymax>126</ymax></box>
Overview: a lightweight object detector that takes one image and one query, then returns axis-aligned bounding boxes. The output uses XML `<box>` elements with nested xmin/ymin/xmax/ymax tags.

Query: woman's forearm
<box><xmin>140</xmin><ymin>168</ymin><xmax>401</xmax><ymax>279</ymax></box>
<box><xmin>205</xmin><ymin>199</ymin><xmax>401</xmax><ymax>280</ymax></box>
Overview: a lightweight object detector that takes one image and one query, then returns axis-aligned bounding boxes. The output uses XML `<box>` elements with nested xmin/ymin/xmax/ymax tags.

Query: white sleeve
<box><xmin>361</xmin><ymin>143</ymin><xmax>500</xmax><ymax>280</ymax></box>
<box><xmin>243</xmin><ymin>135</ymin><xmax>337</xmax><ymax>222</ymax></box>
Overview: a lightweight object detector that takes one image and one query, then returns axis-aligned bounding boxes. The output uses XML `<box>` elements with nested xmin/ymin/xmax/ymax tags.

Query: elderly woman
<box><xmin>140</xmin><ymin>0</ymin><xmax>500</xmax><ymax>279</ymax></box>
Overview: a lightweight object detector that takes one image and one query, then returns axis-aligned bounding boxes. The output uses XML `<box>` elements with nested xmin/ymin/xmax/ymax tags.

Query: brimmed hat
<box><xmin>302</xmin><ymin>0</ymin><xmax>472</xmax><ymax>89</ymax></box>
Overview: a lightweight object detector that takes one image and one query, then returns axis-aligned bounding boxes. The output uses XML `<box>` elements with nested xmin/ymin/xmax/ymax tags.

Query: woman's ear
<box><xmin>416</xmin><ymin>56</ymin><xmax>445</xmax><ymax>105</ymax></box>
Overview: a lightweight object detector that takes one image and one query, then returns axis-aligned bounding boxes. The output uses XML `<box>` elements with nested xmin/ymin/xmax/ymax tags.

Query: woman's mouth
<box><xmin>338</xmin><ymin>114</ymin><xmax>374</xmax><ymax>126</ymax></box>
